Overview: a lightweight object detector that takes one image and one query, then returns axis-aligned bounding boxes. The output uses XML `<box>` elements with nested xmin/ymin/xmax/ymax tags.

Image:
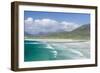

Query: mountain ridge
<box><xmin>25</xmin><ymin>24</ymin><xmax>90</xmax><ymax>40</ymax></box>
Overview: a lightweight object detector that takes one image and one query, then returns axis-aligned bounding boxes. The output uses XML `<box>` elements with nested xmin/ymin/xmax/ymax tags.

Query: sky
<box><xmin>24</xmin><ymin>11</ymin><xmax>90</xmax><ymax>35</ymax></box>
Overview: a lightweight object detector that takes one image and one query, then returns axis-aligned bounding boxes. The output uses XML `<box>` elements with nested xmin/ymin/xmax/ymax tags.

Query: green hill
<box><xmin>69</xmin><ymin>24</ymin><xmax>90</xmax><ymax>39</ymax></box>
<box><xmin>25</xmin><ymin>24</ymin><xmax>90</xmax><ymax>40</ymax></box>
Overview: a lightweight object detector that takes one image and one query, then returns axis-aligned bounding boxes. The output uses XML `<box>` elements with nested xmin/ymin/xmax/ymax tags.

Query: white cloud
<box><xmin>24</xmin><ymin>17</ymin><xmax>81</xmax><ymax>35</ymax></box>
<box><xmin>61</xmin><ymin>21</ymin><xmax>81</xmax><ymax>31</ymax></box>
<box><xmin>25</xmin><ymin>17</ymin><xmax>33</xmax><ymax>25</ymax></box>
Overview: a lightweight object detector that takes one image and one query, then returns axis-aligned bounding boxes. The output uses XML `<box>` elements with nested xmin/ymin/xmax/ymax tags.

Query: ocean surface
<box><xmin>24</xmin><ymin>40</ymin><xmax>90</xmax><ymax>62</ymax></box>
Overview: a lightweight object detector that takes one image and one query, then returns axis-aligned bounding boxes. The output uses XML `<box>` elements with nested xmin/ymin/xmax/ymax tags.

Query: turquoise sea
<box><xmin>24</xmin><ymin>40</ymin><xmax>90</xmax><ymax>62</ymax></box>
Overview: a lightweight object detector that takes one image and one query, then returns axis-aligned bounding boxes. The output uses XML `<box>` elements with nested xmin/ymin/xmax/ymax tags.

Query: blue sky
<box><xmin>24</xmin><ymin>11</ymin><xmax>90</xmax><ymax>25</ymax></box>
<box><xmin>24</xmin><ymin>11</ymin><xmax>90</xmax><ymax>35</ymax></box>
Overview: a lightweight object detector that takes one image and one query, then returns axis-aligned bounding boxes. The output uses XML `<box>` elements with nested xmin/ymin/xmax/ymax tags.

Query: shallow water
<box><xmin>24</xmin><ymin>40</ymin><xmax>90</xmax><ymax>62</ymax></box>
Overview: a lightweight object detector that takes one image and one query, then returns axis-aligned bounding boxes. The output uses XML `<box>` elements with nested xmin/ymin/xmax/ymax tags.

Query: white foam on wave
<box><xmin>25</xmin><ymin>42</ymin><xmax>40</xmax><ymax>44</ymax></box>
<box><xmin>51</xmin><ymin>51</ymin><xmax>58</xmax><ymax>58</ymax></box>
<box><xmin>69</xmin><ymin>49</ymin><xmax>84</xmax><ymax>57</ymax></box>
<box><xmin>45</xmin><ymin>45</ymin><xmax>55</xmax><ymax>50</ymax></box>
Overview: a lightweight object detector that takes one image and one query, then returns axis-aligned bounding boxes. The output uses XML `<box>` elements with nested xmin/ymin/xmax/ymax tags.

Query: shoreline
<box><xmin>24</xmin><ymin>38</ymin><xmax>89</xmax><ymax>43</ymax></box>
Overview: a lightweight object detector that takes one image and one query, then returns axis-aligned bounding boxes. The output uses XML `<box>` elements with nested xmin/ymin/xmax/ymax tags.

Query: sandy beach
<box><xmin>25</xmin><ymin>38</ymin><xmax>89</xmax><ymax>43</ymax></box>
